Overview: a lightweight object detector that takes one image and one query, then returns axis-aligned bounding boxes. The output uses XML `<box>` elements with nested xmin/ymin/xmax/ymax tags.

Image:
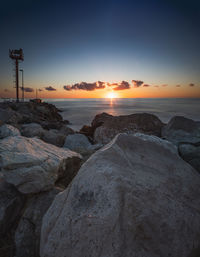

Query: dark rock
<box><xmin>162</xmin><ymin>116</ymin><xmax>200</xmax><ymax>145</ymax></box>
<box><xmin>41</xmin><ymin>129</ymin><xmax>66</xmax><ymax>147</ymax></box>
<box><xmin>0</xmin><ymin>178</ymin><xmax>25</xmax><ymax>238</ymax></box>
<box><xmin>0</xmin><ymin>102</ymin><xmax>63</xmax><ymax>128</ymax></box>
<box><xmin>179</xmin><ymin>142</ymin><xmax>200</xmax><ymax>173</ymax></box>
<box><xmin>15</xmin><ymin>188</ymin><xmax>62</xmax><ymax>257</ymax></box>
<box><xmin>79</xmin><ymin>125</ymin><xmax>95</xmax><ymax>139</ymax></box>
<box><xmin>90</xmin><ymin>112</ymin><xmax>164</xmax><ymax>144</ymax></box>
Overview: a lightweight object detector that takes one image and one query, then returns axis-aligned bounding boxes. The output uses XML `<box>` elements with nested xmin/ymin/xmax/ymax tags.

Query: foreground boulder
<box><xmin>162</xmin><ymin>116</ymin><xmax>200</xmax><ymax>145</ymax></box>
<box><xmin>40</xmin><ymin>133</ymin><xmax>200</xmax><ymax>257</ymax></box>
<box><xmin>0</xmin><ymin>135</ymin><xmax>82</xmax><ymax>194</ymax></box>
<box><xmin>84</xmin><ymin>112</ymin><xmax>164</xmax><ymax>144</ymax></box>
<box><xmin>15</xmin><ymin>188</ymin><xmax>61</xmax><ymax>257</ymax></box>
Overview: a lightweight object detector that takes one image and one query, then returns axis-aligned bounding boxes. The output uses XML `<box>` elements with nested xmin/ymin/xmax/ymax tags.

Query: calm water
<box><xmin>46</xmin><ymin>98</ymin><xmax>200</xmax><ymax>131</ymax></box>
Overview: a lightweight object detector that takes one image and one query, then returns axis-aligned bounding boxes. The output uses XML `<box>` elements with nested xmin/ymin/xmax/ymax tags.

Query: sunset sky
<box><xmin>0</xmin><ymin>0</ymin><xmax>200</xmax><ymax>98</ymax></box>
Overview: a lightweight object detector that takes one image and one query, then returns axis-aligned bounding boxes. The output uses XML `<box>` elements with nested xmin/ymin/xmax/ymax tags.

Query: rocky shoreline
<box><xmin>0</xmin><ymin>101</ymin><xmax>200</xmax><ymax>257</ymax></box>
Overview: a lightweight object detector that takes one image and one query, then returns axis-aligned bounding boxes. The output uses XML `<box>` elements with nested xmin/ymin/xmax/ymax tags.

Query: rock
<box><xmin>0</xmin><ymin>178</ymin><xmax>25</xmax><ymax>238</ymax></box>
<box><xmin>59</xmin><ymin>124</ymin><xmax>74</xmax><ymax>136</ymax></box>
<box><xmin>15</xmin><ymin>188</ymin><xmax>61</xmax><ymax>257</ymax></box>
<box><xmin>0</xmin><ymin>102</ymin><xmax>63</xmax><ymax>127</ymax></box>
<box><xmin>162</xmin><ymin>116</ymin><xmax>200</xmax><ymax>145</ymax></box>
<box><xmin>91</xmin><ymin>112</ymin><xmax>164</xmax><ymax>144</ymax></box>
<box><xmin>21</xmin><ymin>123</ymin><xmax>45</xmax><ymax>138</ymax></box>
<box><xmin>79</xmin><ymin>125</ymin><xmax>94</xmax><ymax>138</ymax></box>
<box><xmin>0</xmin><ymin>124</ymin><xmax>20</xmax><ymax>139</ymax></box>
<box><xmin>179</xmin><ymin>142</ymin><xmax>200</xmax><ymax>173</ymax></box>
<box><xmin>40</xmin><ymin>133</ymin><xmax>200</xmax><ymax>257</ymax></box>
<box><xmin>41</xmin><ymin>129</ymin><xmax>66</xmax><ymax>147</ymax></box>
<box><xmin>64</xmin><ymin>134</ymin><xmax>92</xmax><ymax>154</ymax></box>
<box><xmin>0</xmin><ymin>107</ymin><xmax>22</xmax><ymax>125</ymax></box>
<box><xmin>0</xmin><ymin>136</ymin><xmax>82</xmax><ymax>194</ymax></box>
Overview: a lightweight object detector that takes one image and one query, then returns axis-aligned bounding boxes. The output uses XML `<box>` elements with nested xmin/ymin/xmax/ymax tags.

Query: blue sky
<box><xmin>0</xmin><ymin>0</ymin><xmax>200</xmax><ymax>97</ymax></box>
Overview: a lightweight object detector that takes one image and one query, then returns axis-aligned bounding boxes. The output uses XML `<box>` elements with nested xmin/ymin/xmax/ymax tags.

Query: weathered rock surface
<box><xmin>64</xmin><ymin>134</ymin><xmax>94</xmax><ymax>153</ymax></box>
<box><xmin>85</xmin><ymin>112</ymin><xmax>164</xmax><ymax>144</ymax></box>
<box><xmin>41</xmin><ymin>129</ymin><xmax>66</xmax><ymax>147</ymax></box>
<box><xmin>40</xmin><ymin>133</ymin><xmax>200</xmax><ymax>257</ymax></box>
<box><xmin>0</xmin><ymin>135</ymin><xmax>82</xmax><ymax>194</ymax></box>
<box><xmin>15</xmin><ymin>188</ymin><xmax>61</xmax><ymax>257</ymax></box>
<box><xmin>0</xmin><ymin>102</ymin><xmax>67</xmax><ymax>128</ymax></box>
<box><xmin>179</xmin><ymin>142</ymin><xmax>200</xmax><ymax>173</ymax></box>
<box><xmin>21</xmin><ymin>123</ymin><xmax>45</xmax><ymax>138</ymax></box>
<box><xmin>162</xmin><ymin>116</ymin><xmax>200</xmax><ymax>145</ymax></box>
<box><xmin>0</xmin><ymin>178</ymin><xmax>25</xmax><ymax>238</ymax></box>
<box><xmin>0</xmin><ymin>124</ymin><xmax>20</xmax><ymax>139</ymax></box>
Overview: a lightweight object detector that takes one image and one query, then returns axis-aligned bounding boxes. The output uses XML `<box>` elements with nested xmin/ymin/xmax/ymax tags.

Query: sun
<box><xmin>106</xmin><ymin>92</ymin><xmax>118</xmax><ymax>99</ymax></box>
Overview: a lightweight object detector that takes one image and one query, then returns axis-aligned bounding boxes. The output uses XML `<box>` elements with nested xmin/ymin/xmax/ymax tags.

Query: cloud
<box><xmin>189</xmin><ymin>83</ymin><xmax>195</xmax><ymax>87</ymax></box>
<box><xmin>143</xmin><ymin>84</ymin><xmax>151</xmax><ymax>87</ymax></box>
<box><xmin>20</xmin><ymin>87</ymin><xmax>34</xmax><ymax>93</ymax></box>
<box><xmin>45</xmin><ymin>86</ymin><xmax>56</xmax><ymax>91</ymax></box>
<box><xmin>162</xmin><ymin>84</ymin><xmax>168</xmax><ymax>87</ymax></box>
<box><xmin>132</xmin><ymin>80</ymin><xmax>144</xmax><ymax>88</ymax></box>
<box><xmin>154</xmin><ymin>85</ymin><xmax>159</xmax><ymax>88</ymax></box>
<box><xmin>63</xmin><ymin>82</ymin><xmax>105</xmax><ymax>91</ymax></box>
<box><xmin>4</xmin><ymin>89</ymin><xmax>9</xmax><ymax>92</ymax></box>
<box><xmin>38</xmin><ymin>89</ymin><xmax>43</xmax><ymax>92</ymax></box>
<box><xmin>176</xmin><ymin>85</ymin><xmax>181</xmax><ymax>87</ymax></box>
<box><xmin>113</xmin><ymin>81</ymin><xmax>130</xmax><ymax>91</ymax></box>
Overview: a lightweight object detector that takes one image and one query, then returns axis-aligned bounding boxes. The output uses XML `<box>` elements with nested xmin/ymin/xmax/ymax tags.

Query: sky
<box><xmin>0</xmin><ymin>0</ymin><xmax>200</xmax><ymax>98</ymax></box>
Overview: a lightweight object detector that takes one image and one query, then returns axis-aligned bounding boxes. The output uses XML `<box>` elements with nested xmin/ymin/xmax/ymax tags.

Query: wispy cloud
<box><xmin>64</xmin><ymin>81</ymin><xmax>105</xmax><ymax>91</ymax></box>
<box><xmin>113</xmin><ymin>81</ymin><xmax>130</xmax><ymax>90</ymax></box>
<box><xmin>132</xmin><ymin>80</ymin><xmax>144</xmax><ymax>88</ymax></box>
<box><xmin>45</xmin><ymin>86</ymin><xmax>56</xmax><ymax>91</ymax></box>
<box><xmin>176</xmin><ymin>85</ymin><xmax>181</xmax><ymax>87</ymax></box>
<box><xmin>20</xmin><ymin>87</ymin><xmax>34</xmax><ymax>93</ymax></box>
<box><xmin>189</xmin><ymin>83</ymin><xmax>195</xmax><ymax>87</ymax></box>
<box><xmin>162</xmin><ymin>84</ymin><xmax>168</xmax><ymax>87</ymax></box>
<box><xmin>143</xmin><ymin>84</ymin><xmax>151</xmax><ymax>87</ymax></box>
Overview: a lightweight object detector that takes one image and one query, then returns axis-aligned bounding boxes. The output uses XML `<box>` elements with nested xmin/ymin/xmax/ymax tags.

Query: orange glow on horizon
<box><xmin>105</xmin><ymin>92</ymin><xmax>119</xmax><ymax>99</ymax></box>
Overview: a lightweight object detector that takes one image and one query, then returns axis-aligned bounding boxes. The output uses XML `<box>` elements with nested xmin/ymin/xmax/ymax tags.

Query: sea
<box><xmin>45</xmin><ymin>98</ymin><xmax>200</xmax><ymax>131</ymax></box>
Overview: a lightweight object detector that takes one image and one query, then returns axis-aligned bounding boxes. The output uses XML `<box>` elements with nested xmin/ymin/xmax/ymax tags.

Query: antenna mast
<box><xmin>9</xmin><ymin>49</ymin><xmax>24</xmax><ymax>102</ymax></box>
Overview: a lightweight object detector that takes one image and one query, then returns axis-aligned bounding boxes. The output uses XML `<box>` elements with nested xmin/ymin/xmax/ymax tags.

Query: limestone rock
<box><xmin>0</xmin><ymin>124</ymin><xmax>20</xmax><ymax>139</ymax></box>
<box><xmin>0</xmin><ymin>136</ymin><xmax>82</xmax><ymax>194</ymax></box>
<box><xmin>40</xmin><ymin>133</ymin><xmax>200</xmax><ymax>257</ymax></box>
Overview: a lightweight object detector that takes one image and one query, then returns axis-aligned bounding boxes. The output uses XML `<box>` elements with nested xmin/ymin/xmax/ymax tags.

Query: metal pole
<box><xmin>16</xmin><ymin>59</ymin><xmax>19</xmax><ymax>102</ymax></box>
<box><xmin>20</xmin><ymin>69</ymin><xmax>24</xmax><ymax>101</ymax></box>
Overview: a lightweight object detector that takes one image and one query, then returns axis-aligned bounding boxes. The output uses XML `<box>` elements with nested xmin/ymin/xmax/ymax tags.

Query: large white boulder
<box><xmin>40</xmin><ymin>133</ymin><xmax>200</xmax><ymax>257</ymax></box>
<box><xmin>0</xmin><ymin>136</ymin><xmax>82</xmax><ymax>194</ymax></box>
<box><xmin>0</xmin><ymin>124</ymin><xmax>20</xmax><ymax>139</ymax></box>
